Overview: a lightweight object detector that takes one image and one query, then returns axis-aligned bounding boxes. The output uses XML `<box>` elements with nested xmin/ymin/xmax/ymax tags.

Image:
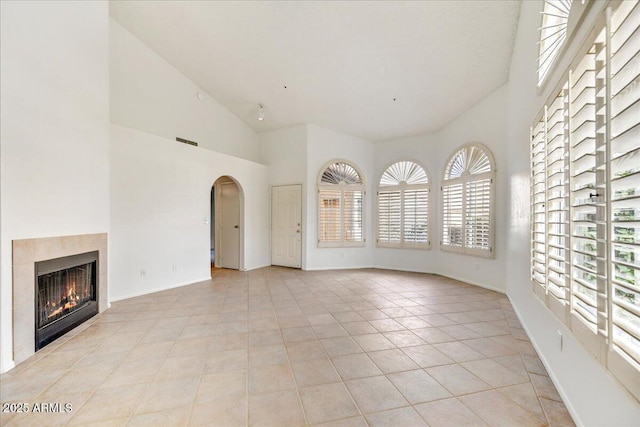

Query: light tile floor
<box><xmin>1</xmin><ymin>267</ymin><xmax>575</xmax><ymax>426</ymax></box>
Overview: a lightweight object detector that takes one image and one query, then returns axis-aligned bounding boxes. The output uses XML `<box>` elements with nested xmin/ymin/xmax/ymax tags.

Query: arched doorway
<box><xmin>211</xmin><ymin>176</ymin><xmax>243</xmax><ymax>271</ymax></box>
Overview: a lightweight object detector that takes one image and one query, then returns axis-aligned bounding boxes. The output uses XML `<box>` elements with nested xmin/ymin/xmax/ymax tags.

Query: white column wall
<box><xmin>0</xmin><ymin>1</ymin><xmax>110</xmax><ymax>373</ymax></box>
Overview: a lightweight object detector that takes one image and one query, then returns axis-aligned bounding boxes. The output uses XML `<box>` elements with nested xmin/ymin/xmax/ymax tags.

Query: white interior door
<box><xmin>272</xmin><ymin>185</ymin><xmax>302</xmax><ymax>268</ymax></box>
<box><xmin>220</xmin><ymin>181</ymin><xmax>240</xmax><ymax>269</ymax></box>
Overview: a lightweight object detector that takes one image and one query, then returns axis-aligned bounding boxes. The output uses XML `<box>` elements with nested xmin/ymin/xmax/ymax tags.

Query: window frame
<box><xmin>317</xmin><ymin>159</ymin><xmax>366</xmax><ymax>248</ymax></box>
<box><xmin>441</xmin><ymin>143</ymin><xmax>496</xmax><ymax>258</ymax></box>
<box><xmin>537</xmin><ymin>0</ymin><xmax>597</xmax><ymax>91</ymax></box>
<box><xmin>529</xmin><ymin>0</ymin><xmax>640</xmax><ymax>402</ymax></box>
<box><xmin>376</xmin><ymin>160</ymin><xmax>431</xmax><ymax>249</ymax></box>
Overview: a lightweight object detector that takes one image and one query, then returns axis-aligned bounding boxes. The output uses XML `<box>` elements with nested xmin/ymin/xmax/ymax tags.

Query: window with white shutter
<box><xmin>608</xmin><ymin>0</ymin><xmax>640</xmax><ymax>397</ymax></box>
<box><xmin>538</xmin><ymin>0</ymin><xmax>572</xmax><ymax>86</ymax></box>
<box><xmin>318</xmin><ymin>161</ymin><xmax>365</xmax><ymax>248</ymax></box>
<box><xmin>530</xmin><ymin>0</ymin><xmax>640</xmax><ymax>401</ymax></box>
<box><xmin>377</xmin><ymin>161</ymin><xmax>430</xmax><ymax>249</ymax></box>
<box><xmin>531</xmin><ymin>117</ymin><xmax>547</xmax><ymax>296</ymax></box>
<box><xmin>441</xmin><ymin>145</ymin><xmax>495</xmax><ymax>257</ymax></box>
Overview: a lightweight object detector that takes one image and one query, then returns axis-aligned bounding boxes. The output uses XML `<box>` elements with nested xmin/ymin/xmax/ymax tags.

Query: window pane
<box><xmin>321</xmin><ymin>162</ymin><xmax>363</xmax><ymax>185</ymax></box>
<box><xmin>319</xmin><ymin>189</ymin><xmax>341</xmax><ymax>242</ymax></box>
<box><xmin>464</xmin><ymin>179</ymin><xmax>491</xmax><ymax>251</ymax></box>
<box><xmin>404</xmin><ymin>189</ymin><xmax>429</xmax><ymax>244</ymax></box>
<box><xmin>380</xmin><ymin>161</ymin><xmax>428</xmax><ymax>186</ymax></box>
<box><xmin>343</xmin><ymin>190</ymin><xmax>364</xmax><ymax>242</ymax></box>
<box><xmin>378</xmin><ymin>190</ymin><xmax>401</xmax><ymax>243</ymax></box>
<box><xmin>445</xmin><ymin>146</ymin><xmax>492</xmax><ymax>179</ymax></box>
<box><xmin>442</xmin><ymin>183</ymin><xmax>463</xmax><ymax>246</ymax></box>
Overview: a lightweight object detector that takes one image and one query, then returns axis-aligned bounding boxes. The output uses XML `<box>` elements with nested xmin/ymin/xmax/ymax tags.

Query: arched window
<box><xmin>441</xmin><ymin>144</ymin><xmax>495</xmax><ymax>257</ymax></box>
<box><xmin>317</xmin><ymin>160</ymin><xmax>365</xmax><ymax>247</ymax></box>
<box><xmin>377</xmin><ymin>161</ymin><xmax>430</xmax><ymax>248</ymax></box>
<box><xmin>537</xmin><ymin>0</ymin><xmax>572</xmax><ymax>86</ymax></box>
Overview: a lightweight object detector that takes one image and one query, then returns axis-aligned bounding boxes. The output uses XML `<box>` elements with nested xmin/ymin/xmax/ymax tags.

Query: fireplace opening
<box><xmin>35</xmin><ymin>251</ymin><xmax>99</xmax><ymax>350</ymax></box>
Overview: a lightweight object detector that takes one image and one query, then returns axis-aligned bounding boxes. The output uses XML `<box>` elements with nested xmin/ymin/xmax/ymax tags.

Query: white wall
<box><xmin>506</xmin><ymin>1</ymin><xmax>640</xmax><ymax>424</ymax></box>
<box><xmin>259</xmin><ymin>125</ymin><xmax>309</xmax><ymax>267</ymax></box>
<box><xmin>0</xmin><ymin>1</ymin><xmax>110</xmax><ymax>373</ymax></box>
<box><xmin>110</xmin><ymin>19</ymin><xmax>261</xmax><ymax>164</ymax></box>
<box><xmin>110</xmin><ymin>125</ymin><xmax>270</xmax><ymax>301</ymax></box>
<box><xmin>372</xmin><ymin>86</ymin><xmax>508</xmax><ymax>292</ymax></box>
<box><xmin>109</xmin><ymin>17</ymin><xmax>270</xmax><ymax>301</ymax></box>
<box><xmin>306</xmin><ymin>125</ymin><xmax>375</xmax><ymax>270</ymax></box>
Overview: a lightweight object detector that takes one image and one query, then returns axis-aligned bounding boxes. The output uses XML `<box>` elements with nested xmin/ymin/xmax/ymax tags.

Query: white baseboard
<box><xmin>109</xmin><ymin>276</ymin><xmax>212</xmax><ymax>303</ymax></box>
<box><xmin>0</xmin><ymin>360</ymin><xmax>16</xmax><ymax>374</ymax></box>
<box><xmin>507</xmin><ymin>297</ymin><xmax>582</xmax><ymax>427</ymax></box>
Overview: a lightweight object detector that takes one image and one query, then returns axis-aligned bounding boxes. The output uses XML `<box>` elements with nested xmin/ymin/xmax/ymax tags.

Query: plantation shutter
<box><xmin>546</xmin><ymin>88</ymin><xmax>570</xmax><ymax>316</ymax></box>
<box><xmin>318</xmin><ymin>161</ymin><xmax>365</xmax><ymax>248</ymax></box>
<box><xmin>531</xmin><ymin>118</ymin><xmax>547</xmax><ymax>297</ymax></box>
<box><xmin>569</xmin><ymin>41</ymin><xmax>597</xmax><ymax>330</ymax></box>
<box><xmin>442</xmin><ymin>183</ymin><xmax>464</xmax><ymax>247</ymax></box>
<box><xmin>464</xmin><ymin>178</ymin><xmax>492</xmax><ymax>254</ymax></box>
<box><xmin>378</xmin><ymin>190</ymin><xmax>402</xmax><ymax>245</ymax></box>
<box><xmin>319</xmin><ymin>189</ymin><xmax>342</xmax><ymax>243</ymax></box>
<box><xmin>532</xmin><ymin>0</ymin><xmax>640</xmax><ymax>401</ymax></box>
<box><xmin>441</xmin><ymin>146</ymin><xmax>494</xmax><ymax>257</ymax></box>
<box><xmin>343</xmin><ymin>190</ymin><xmax>364</xmax><ymax>243</ymax></box>
<box><xmin>608</xmin><ymin>0</ymin><xmax>640</xmax><ymax>396</ymax></box>
<box><xmin>404</xmin><ymin>189</ymin><xmax>429</xmax><ymax>245</ymax></box>
<box><xmin>377</xmin><ymin>161</ymin><xmax>430</xmax><ymax>249</ymax></box>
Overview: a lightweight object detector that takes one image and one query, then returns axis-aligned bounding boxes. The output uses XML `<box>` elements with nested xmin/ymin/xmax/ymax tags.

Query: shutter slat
<box><xmin>442</xmin><ymin>183</ymin><xmax>464</xmax><ymax>247</ymax></box>
<box><xmin>319</xmin><ymin>189</ymin><xmax>342</xmax><ymax>242</ymax></box>
<box><xmin>611</xmin><ymin>3</ymin><xmax>640</xmax><ymax>366</ymax></box>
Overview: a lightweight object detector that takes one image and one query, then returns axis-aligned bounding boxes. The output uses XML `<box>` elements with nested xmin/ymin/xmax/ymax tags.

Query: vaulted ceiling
<box><xmin>110</xmin><ymin>1</ymin><xmax>521</xmax><ymax>142</ymax></box>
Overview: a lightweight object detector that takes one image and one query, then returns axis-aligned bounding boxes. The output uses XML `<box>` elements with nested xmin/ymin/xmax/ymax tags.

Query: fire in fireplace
<box><xmin>35</xmin><ymin>251</ymin><xmax>99</xmax><ymax>350</ymax></box>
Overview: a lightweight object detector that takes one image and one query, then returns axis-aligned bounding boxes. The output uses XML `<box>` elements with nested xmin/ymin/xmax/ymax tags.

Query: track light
<box><xmin>257</xmin><ymin>104</ymin><xmax>265</xmax><ymax>121</ymax></box>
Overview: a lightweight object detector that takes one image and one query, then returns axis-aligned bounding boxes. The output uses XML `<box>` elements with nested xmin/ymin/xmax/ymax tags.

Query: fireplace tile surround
<box><xmin>11</xmin><ymin>233</ymin><xmax>108</xmax><ymax>365</ymax></box>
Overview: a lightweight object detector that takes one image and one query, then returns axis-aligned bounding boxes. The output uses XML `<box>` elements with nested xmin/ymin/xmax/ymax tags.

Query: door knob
<box><xmin>234</xmin><ymin>225</ymin><xmax>239</xmax><ymax>229</ymax></box>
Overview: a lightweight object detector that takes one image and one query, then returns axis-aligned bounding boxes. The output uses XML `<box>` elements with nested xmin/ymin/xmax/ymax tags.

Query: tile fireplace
<box><xmin>11</xmin><ymin>234</ymin><xmax>108</xmax><ymax>366</ymax></box>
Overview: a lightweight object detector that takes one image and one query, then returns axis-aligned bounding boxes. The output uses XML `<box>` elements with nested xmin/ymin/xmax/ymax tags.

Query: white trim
<box><xmin>508</xmin><ymin>297</ymin><xmax>582</xmax><ymax>427</ymax></box>
<box><xmin>435</xmin><ymin>272</ymin><xmax>505</xmax><ymax>294</ymax></box>
<box><xmin>303</xmin><ymin>265</ymin><xmax>374</xmax><ymax>271</ymax></box>
<box><xmin>1</xmin><ymin>360</ymin><xmax>16</xmax><ymax>374</ymax></box>
<box><xmin>109</xmin><ymin>276</ymin><xmax>213</xmax><ymax>302</ymax></box>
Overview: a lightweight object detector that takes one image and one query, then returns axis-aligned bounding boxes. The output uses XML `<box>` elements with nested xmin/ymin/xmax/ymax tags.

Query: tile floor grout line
<box><xmin>2</xmin><ymin>267</ymin><xmax>575</xmax><ymax>427</ymax></box>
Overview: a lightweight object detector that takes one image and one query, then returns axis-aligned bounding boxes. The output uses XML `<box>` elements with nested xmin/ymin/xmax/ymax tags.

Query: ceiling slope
<box><xmin>110</xmin><ymin>1</ymin><xmax>521</xmax><ymax>142</ymax></box>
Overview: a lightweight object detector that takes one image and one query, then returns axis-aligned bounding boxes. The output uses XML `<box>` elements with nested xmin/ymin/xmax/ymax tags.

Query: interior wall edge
<box><xmin>507</xmin><ymin>295</ymin><xmax>583</xmax><ymax>427</ymax></box>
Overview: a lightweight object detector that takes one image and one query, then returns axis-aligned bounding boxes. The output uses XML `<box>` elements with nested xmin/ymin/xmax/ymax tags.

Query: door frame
<box><xmin>271</xmin><ymin>183</ymin><xmax>304</xmax><ymax>269</ymax></box>
<box><xmin>213</xmin><ymin>176</ymin><xmax>245</xmax><ymax>271</ymax></box>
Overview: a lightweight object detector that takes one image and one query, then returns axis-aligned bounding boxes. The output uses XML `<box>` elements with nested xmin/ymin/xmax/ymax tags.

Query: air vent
<box><xmin>176</xmin><ymin>137</ymin><xmax>198</xmax><ymax>147</ymax></box>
